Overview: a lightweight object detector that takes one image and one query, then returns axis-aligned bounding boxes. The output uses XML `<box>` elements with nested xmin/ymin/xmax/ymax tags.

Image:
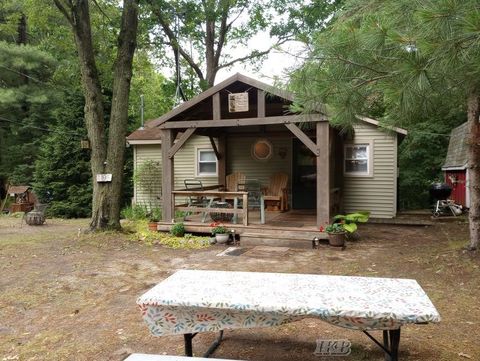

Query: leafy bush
<box><xmin>326</xmin><ymin>211</ymin><xmax>370</xmax><ymax>233</ymax></box>
<box><xmin>127</xmin><ymin>220</ymin><xmax>210</xmax><ymax>249</ymax></box>
<box><xmin>121</xmin><ymin>204</ymin><xmax>148</xmax><ymax>220</ymax></box>
<box><xmin>170</xmin><ymin>222</ymin><xmax>185</xmax><ymax>237</ymax></box>
<box><xmin>148</xmin><ymin>207</ymin><xmax>162</xmax><ymax>222</ymax></box>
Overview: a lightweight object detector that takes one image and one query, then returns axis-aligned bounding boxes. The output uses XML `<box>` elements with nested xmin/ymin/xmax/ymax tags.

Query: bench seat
<box><xmin>124</xmin><ymin>354</ymin><xmax>241</xmax><ymax>361</ymax></box>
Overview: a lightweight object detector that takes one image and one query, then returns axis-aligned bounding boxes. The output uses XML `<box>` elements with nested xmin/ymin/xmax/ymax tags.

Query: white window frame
<box><xmin>343</xmin><ymin>142</ymin><xmax>373</xmax><ymax>177</ymax></box>
<box><xmin>195</xmin><ymin>147</ymin><xmax>218</xmax><ymax>177</ymax></box>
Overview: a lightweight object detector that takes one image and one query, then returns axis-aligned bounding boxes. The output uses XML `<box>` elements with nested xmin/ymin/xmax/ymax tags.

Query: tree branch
<box><xmin>92</xmin><ymin>0</ymin><xmax>112</xmax><ymax>22</ymax></box>
<box><xmin>52</xmin><ymin>0</ymin><xmax>74</xmax><ymax>26</ymax></box>
<box><xmin>214</xmin><ymin>1</ymin><xmax>230</xmax><ymax>69</ymax></box>
<box><xmin>218</xmin><ymin>39</ymin><xmax>289</xmax><ymax>70</ymax></box>
<box><xmin>331</xmin><ymin>56</ymin><xmax>389</xmax><ymax>75</ymax></box>
<box><xmin>352</xmin><ymin>74</ymin><xmax>394</xmax><ymax>89</ymax></box>
<box><xmin>148</xmin><ymin>2</ymin><xmax>205</xmax><ymax>82</ymax></box>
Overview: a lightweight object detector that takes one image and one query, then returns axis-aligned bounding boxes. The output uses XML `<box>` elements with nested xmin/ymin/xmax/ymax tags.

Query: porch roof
<box><xmin>147</xmin><ymin>73</ymin><xmax>301</xmax><ymax>128</ymax></box>
<box><xmin>126</xmin><ymin>73</ymin><xmax>407</xmax><ymax>139</ymax></box>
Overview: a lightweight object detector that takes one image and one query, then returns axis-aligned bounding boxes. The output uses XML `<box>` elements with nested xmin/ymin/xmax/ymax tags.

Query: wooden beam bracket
<box><xmin>284</xmin><ymin>123</ymin><xmax>320</xmax><ymax>156</ymax></box>
<box><xmin>209</xmin><ymin>136</ymin><xmax>221</xmax><ymax>160</ymax></box>
<box><xmin>168</xmin><ymin>128</ymin><xmax>195</xmax><ymax>158</ymax></box>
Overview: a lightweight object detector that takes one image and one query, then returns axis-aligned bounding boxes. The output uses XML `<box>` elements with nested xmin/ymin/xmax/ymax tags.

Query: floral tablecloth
<box><xmin>137</xmin><ymin>270</ymin><xmax>440</xmax><ymax>336</ymax></box>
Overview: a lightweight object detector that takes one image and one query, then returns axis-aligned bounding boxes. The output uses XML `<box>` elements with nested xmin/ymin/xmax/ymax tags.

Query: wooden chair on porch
<box><xmin>225</xmin><ymin>172</ymin><xmax>246</xmax><ymax>192</ymax></box>
<box><xmin>263</xmin><ymin>172</ymin><xmax>289</xmax><ymax>212</ymax></box>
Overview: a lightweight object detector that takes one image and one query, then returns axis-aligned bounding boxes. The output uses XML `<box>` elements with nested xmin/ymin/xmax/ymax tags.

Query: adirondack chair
<box><xmin>225</xmin><ymin>172</ymin><xmax>246</xmax><ymax>192</ymax></box>
<box><xmin>263</xmin><ymin>172</ymin><xmax>289</xmax><ymax>212</ymax></box>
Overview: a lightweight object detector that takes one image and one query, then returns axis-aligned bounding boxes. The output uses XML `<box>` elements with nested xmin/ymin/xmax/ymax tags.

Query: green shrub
<box><xmin>121</xmin><ymin>204</ymin><xmax>148</xmax><ymax>220</ymax></box>
<box><xmin>148</xmin><ymin>207</ymin><xmax>162</xmax><ymax>222</ymax></box>
<box><xmin>170</xmin><ymin>222</ymin><xmax>185</xmax><ymax>237</ymax></box>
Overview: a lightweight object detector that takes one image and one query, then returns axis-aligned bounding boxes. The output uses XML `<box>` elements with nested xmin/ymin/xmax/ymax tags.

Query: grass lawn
<box><xmin>0</xmin><ymin>215</ymin><xmax>479</xmax><ymax>360</ymax></box>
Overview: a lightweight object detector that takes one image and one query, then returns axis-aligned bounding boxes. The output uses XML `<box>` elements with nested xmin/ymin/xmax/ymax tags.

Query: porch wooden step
<box><xmin>240</xmin><ymin>231</ymin><xmax>326</xmax><ymax>241</ymax></box>
<box><xmin>239</xmin><ymin>231</ymin><xmax>327</xmax><ymax>249</ymax></box>
<box><xmin>239</xmin><ymin>236</ymin><xmax>315</xmax><ymax>249</ymax></box>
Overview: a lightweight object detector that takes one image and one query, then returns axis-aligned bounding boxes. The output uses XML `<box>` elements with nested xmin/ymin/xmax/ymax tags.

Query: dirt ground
<box><xmin>1</xmin><ymin>216</ymin><xmax>479</xmax><ymax>361</ymax></box>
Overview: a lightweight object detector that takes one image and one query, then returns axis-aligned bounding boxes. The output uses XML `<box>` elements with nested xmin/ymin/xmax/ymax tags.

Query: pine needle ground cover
<box><xmin>0</xmin><ymin>216</ymin><xmax>478</xmax><ymax>360</ymax></box>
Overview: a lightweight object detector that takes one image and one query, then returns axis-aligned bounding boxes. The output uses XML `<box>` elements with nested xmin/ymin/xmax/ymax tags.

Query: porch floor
<box><xmin>157</xmin><ymin>209</ymin><xmax>326</xmax><ymax>249</ymax></box>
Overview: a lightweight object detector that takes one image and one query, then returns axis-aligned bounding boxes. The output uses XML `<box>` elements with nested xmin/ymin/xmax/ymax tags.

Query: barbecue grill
<box><xmin>429</xmin><ymin>183</ymin><xmax>462</xmax><ymax>217</ymax></box>
<box><xmin>429</xmin><ymin>183</ymin><xmax>452</xmax><ymax>200</ymax></box>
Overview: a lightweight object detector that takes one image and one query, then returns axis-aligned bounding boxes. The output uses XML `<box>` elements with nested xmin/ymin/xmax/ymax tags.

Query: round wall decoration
<box><xmin>251</xmin><ymin>139</ymin><xmax>273</xmax><ymax>161</ymax></box>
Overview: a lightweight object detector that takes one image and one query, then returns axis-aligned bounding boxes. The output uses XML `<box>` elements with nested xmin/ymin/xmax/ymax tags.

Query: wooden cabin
<box><xmin>127</xmin><ymin>73</ymin><xmax>407</xmax><ymax>246</ymax></box>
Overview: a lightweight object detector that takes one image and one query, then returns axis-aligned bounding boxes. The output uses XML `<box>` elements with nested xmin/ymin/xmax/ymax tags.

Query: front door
<box><xmin>292</xmin><ymin>139</ymin><xmax>316</xmax><ymax>209</ymax></box>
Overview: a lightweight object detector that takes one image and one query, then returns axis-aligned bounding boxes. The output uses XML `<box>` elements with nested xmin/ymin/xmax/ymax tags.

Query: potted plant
<box><xmin>325</xmin><ymin>222</ymin><xmax>347</xmax><ymax>247</ymax></box>
<box><xmin>211</xmin><ymin>222</ymin><xmax>230</xmax><ymax>243</ymax></box>
<box><xmin>147</xmin><ymin>207</ymin><xmax>162</xmax><ymax>232</ymax></box>
<box><xmin>326</xmin><ymin>211</ymin><xmax>370</xmax><ymax>247</ymax></box>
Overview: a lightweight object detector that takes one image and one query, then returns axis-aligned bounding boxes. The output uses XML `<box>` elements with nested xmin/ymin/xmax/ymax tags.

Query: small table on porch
<box><xmin>137</xmin><ymin>270</ymin><xmax>440</xmax><ymax>360</ymax></box>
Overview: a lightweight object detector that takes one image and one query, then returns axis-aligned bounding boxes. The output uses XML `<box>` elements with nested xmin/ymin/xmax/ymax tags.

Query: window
<box><xmin>196</xmin><ymin>149</ymin><xmax>217</xmax><ymax>176</ymax></box>
<box><xmin>344</xmin><ymin>144</ymin><xmax>372</xmax><ymax>176</ymax></box>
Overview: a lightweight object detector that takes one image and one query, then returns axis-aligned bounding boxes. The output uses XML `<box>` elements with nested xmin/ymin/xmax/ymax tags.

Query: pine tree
<box><xmin>291</xmin><ymin>0</ymin><xmax>480</xmax><ymax>249</ymax></box>
<box><xmin>33</xmin><ymin>91</ymin><xmax>92</xmax><ymax>218</ymax></box>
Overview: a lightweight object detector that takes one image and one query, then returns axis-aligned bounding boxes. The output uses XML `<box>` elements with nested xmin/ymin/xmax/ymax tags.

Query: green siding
<box><xmin>343</xmin><ymin>124</ymin><xmax>397</xmax><ymax>218</ymax></box>
<box><xmin>134</xmin><ymin>135</ymin><xmax>218</xmax><ymax>206</ymax></box>
<box><xmin>134</xmin><ymin>144</ymin><xmax>162</xmax><ymax>208</ymax></box>
<box><xmin>226</xmin><ymin>135</ymin><xmax>292</xmax><ymax>194</ymax></box>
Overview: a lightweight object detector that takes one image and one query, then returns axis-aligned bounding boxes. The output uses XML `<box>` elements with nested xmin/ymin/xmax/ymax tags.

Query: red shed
<box><xmin>442</xmin><ymin>123</ymin><xmax>470</xmax><ymax>208</ymax></box>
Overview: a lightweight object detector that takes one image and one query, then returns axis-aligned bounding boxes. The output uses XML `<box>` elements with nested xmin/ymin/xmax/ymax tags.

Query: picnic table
<box><xmin>137</xmin><ymin>270</ymin><xmax>440</xmax><ymax>360</ymax></box>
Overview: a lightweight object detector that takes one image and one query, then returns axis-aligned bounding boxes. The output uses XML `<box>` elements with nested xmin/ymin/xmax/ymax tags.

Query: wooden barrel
<box><xmin>25</xmin><ymin>211</ymin><xmax>45</xmax><ymax>225</ymax></box>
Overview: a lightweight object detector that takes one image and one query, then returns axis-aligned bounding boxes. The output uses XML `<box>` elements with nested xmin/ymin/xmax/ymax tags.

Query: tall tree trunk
<box><xmin>467</xmin><ymin>92</ymin><xmax>480</xmax><ymax>250</ymax></box>
<box><xmin>68</xmin><ymin>0</ymin><xmax>109</xmax><ymax>230</ymax></box>
<box><xmin>54</xmin><ymin>0</ymin><xmax>139</xmax><ymax>231</ymax></box>
<box><xmin>205</xmin><ymin>18</ymin><xmax>216</xmax><ymax>89</ymax></box>
<box><xmin>17</xmin><ymin>14</ymin><xmax>27</xmax><ymax>45</ymax></box>
<box><xmin>105</xmin><ymin>0</ymin><xmax>139</xmax><ymax>228</ymax></box>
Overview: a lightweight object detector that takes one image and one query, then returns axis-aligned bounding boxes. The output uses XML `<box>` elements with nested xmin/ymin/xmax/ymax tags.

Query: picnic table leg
<box><xmin>260</xmin><ymin>195</ymin><xmax>265</xmax><ymax>224</ymax></box>
<box><xmin>184</xmin><ymin>333</ymin><xmax>194</xmax><ymax>356</ymax></box>
<box><xmin>233</xmin><ymin>197</ymin><xmax>238</xmax><ymax>224</ymax></box>
<box><xmin>364</xmin><ymin>329</ymin><xmax>401</xmax><ymax>361</ymax></box>
<box><xmin>203</xmin><ymin>330</ymin><xmax>224</xmax><ymax>357</ymax></box>
<box><xmin>388</xmin><ymin>328</ymin><xmax>400</xmax><ymax>361</ymax></box>
<box><xmin>242</xmin><ymin>193</ymin><xmax>248</xmax><ymax>226</ymax></box>
<box><xmin>183</xmin><ymin>331</ymin><xmax>223</xmax><ymax>358</ymax></box>
<box><xmin>202</xmin><ymin>198</ymin><xmax>214</xmax><ymax>223</ymax></box>
<box><xmin>383</xmin><ymin>330</ymin><xmax>389</xmax><ymax>361</ymax></box>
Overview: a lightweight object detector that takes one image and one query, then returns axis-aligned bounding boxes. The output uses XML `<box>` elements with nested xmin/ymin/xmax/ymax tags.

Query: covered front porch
<box><xmin>154</xmin><ymin>74</ymin><xmax>343</xmax><ymax>245</ymax></box>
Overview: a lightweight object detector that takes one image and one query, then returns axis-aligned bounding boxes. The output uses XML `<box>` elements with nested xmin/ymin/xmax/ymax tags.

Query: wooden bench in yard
<box><xmin>124</xmin><ymin>354</ymin><xmax>241</xmax><ymax>361</ymax></box>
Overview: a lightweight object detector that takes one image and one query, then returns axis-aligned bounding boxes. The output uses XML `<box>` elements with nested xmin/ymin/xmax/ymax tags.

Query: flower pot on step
<box><xmin>327</xmin><ymin>232</ymin><xmax>346</xmax><ymax>247</ymax></box>
<box><xmin>148</xmin><ymin>222</ymin><xmax>158</xmax><ymax>232</ymax></box>
<box><xmin>215</xmin><ymin>233</ymin><xmax>230</xmax><ymax>244</ymax></box>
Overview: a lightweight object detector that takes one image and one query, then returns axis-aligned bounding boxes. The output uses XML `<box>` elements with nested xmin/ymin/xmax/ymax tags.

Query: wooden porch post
<box><xmin>161</xmin><ymin>129</ymin><xmax>174</xmax><ymax>222</ymax></box>
<box><xmin>316</xmin><ymin>122</ymin><xmax>330</xmax><ymax>227</ymax></box>
<box><xmin>212</xmin><ymin>92</ymin><xmax>226</xmax><ymax>187</ymax></box>
<box><xmin>217</xmin><ymin>134</ymin><xmax>226</xmax><ymax>187</ymax></box>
